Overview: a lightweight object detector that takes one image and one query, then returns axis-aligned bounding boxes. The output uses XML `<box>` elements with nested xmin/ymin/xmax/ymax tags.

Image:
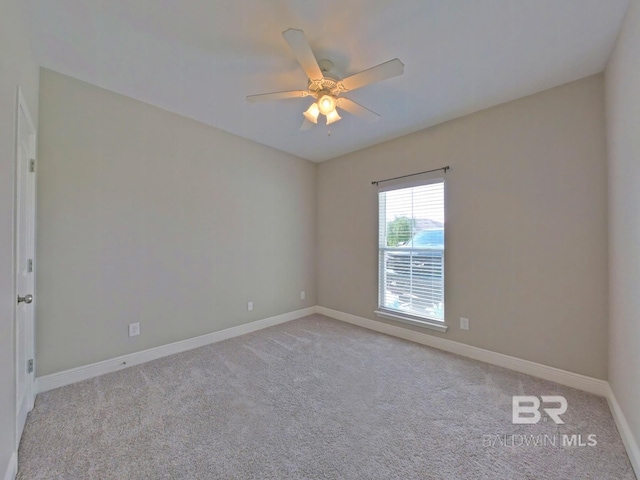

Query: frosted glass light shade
<box><xmin>318</xmin><ymin>95</ymin><xmax>336</xmax><ymax>115</ymax></box>
<box><xmin>303</xmin><ymin>103</ymin><xmax>320</xmax><ymax>123</ymax></box>
<box><xmin>326</xmin><ymin>109</ymin><xmax>342</xmax><ymax>125</ymax></box>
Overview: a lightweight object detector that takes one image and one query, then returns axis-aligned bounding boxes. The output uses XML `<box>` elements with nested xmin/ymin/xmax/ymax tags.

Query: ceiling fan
<box><xmin>246</xmin><ymin>28</ymin><xmax>404</xmax><ymax>130</ymax></box>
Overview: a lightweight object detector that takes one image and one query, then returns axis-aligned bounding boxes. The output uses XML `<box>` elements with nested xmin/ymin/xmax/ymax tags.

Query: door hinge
<box><xmin>27</xmin><ymin>359</ymin><xmax>34</xmax><ymax>374</ymax></box>
<box><xmin>30</xmin><ymin>159</ymin><xmax>35</xmax><ymax>173</ymax></box>
<box><xmin>28</xmin><ymin>259</ymin><xmax>33</xmax><ymax>273</ymax></box>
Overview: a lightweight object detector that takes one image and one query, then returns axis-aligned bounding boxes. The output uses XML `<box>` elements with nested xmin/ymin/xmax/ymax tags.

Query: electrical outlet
<box><xmin>128</xmin><ymin>322</ymin><xmax>140</xmax><ymax>337</ymax></box>
<box><xmin>247</xmin><ymin>301</ymin><xmax>253</xmax><ymax>311</ymax></box>
<box><xmin>301</xmin><ymin>290</ymin><xmax>306</xmax><ymax>300</ymax></box>
<box><xmin>460</xmin><ymin>317</ymin><xmax>470</xmax><ymax>330</ymax></box>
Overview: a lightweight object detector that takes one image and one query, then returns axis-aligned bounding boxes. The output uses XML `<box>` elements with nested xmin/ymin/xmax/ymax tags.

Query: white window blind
<box><xmin>378</xmin><ymin>179</ymin><xmax>445</xmax><ymax>322</ymax></box>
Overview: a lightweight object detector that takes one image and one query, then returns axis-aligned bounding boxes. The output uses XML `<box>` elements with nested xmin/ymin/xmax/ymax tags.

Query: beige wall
<box><xmin>606</xmin><ymin>0</ymin><xmax>640</xmax><ymax>455</ymax></box>
<box><xmin>318</xmin><ymin>74</ymin><xmax>608</xmax><ymax>379</ymax></box>
<box><xmin>0</xmin><ymin>0</ymin><xmax>40</xmax><ymax>474</ymax></box>
<box><xmin>36</xmin><ymin>69</ymin><xmax>316</xmax><ymax>376</ymax></box>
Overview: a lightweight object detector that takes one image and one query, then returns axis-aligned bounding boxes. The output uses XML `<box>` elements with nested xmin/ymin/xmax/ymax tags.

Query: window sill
<box><xmin>374</xmin><ymin>310</ymin><xmax>448</xmax><ymax>333</ymax></box>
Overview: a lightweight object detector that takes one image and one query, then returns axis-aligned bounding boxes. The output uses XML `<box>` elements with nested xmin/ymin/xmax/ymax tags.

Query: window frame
<box><xmin>375</xmin><ymin>176</ymin><xmax>448</xmax><ymax>333</ymax></box>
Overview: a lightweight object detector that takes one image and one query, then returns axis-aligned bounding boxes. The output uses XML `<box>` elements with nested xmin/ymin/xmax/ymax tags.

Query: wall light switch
<box><xmin>301</xmin><ymin>290</ymin><xmax>306</xmax><ymax>300</ymax></box>
<box><xmin>460</xmin><ymin>317</ymin><xmax>470</xmax><ymax>330</ymax></box>
<box><xmin>248</xmin><ymin>301</ymin><xmax>253</xmax><ymax>311</ymax></box>
<box><xmin>129</xmin><ymin>322</ymin><xmax>140</xmax><ymax>337</ymax></box>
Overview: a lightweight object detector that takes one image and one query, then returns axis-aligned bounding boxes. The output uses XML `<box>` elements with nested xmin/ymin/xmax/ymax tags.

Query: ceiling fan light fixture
<box><xmin>326</xmin><ymin>109</ymin><xmax>342</xmax><ymax>125</ymax></box>
<box><xmin>247</xmin><ymin>28</ymin><xmax>404</xmax><ymax>131</ymax></box>
<box><xmin>303</xmin><ymin>103</ymin><xmax>320</xmax><ymax>123</ymax></box>
<box><xmin>317</xmin><ymin>94</ymin><xmax>337</xmax><ymax>116</ymax></box>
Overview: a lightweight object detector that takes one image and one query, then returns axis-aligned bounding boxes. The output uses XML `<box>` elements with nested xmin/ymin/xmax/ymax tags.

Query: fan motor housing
<box><xmin>308</xmin><ymin>59</ymin><xmax>341</xmax><ymax>95</ymax></box>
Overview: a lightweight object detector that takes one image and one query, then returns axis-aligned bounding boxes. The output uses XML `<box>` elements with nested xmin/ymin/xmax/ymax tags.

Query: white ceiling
<box><xmin>23</xmin><ymin>0</ymin><xmax>630</xmax><ymax>162</ymax></box>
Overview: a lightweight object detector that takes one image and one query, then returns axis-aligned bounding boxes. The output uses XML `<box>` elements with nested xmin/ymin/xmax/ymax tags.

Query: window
<box><xmin>377</xmin><ymin>178</ymin><xmax>445</xmax><ymax>327</ymax></box>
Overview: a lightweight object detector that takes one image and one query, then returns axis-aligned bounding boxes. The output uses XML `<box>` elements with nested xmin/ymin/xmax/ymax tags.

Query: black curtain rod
<box><xmin>371</xmin><ymin>166</ymin><xmax>450</xmax><ymax>186</ymax></box>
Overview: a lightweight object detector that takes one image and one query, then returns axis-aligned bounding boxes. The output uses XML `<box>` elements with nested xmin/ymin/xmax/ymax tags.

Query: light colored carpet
<box><xmin>18</xmin><ymin>314</ymin><xmax>635</xmax><ymax>479</ymax></box>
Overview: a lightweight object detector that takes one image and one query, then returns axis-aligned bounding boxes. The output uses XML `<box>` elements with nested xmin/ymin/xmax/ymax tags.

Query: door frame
<box><xmin>13</xmin><ymin>86</ymin><xmax>37</xmax><ymax>449</ymax></box>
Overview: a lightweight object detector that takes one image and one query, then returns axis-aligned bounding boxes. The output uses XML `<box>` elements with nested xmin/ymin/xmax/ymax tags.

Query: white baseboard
<box><xmin>316</xmin><ymin>306</ymin><xmax>609</xmax><ymax>396</ymax></box>
<box><xmin>606</xmin><ymin>384</ymin><xmax>640</xmax><ymax>476</ymax></box>
<box><xmin>36</xmin><ymin>307</ymin><xmax>316</xmax><ymax>393</ymax></box>
<box><xmin>3</xmin><ymin>452</ymin><xmax>16</xmax><ymax>480</ymax></box>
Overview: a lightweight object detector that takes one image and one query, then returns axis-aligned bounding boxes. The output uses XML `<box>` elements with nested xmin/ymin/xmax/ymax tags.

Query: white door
<box><xmin>15</xmin><ymin>88</ymin><xmax>36</xmax><ymax>443</ymax></box>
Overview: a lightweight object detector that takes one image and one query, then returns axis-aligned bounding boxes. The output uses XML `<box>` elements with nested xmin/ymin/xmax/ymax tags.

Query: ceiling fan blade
<box><xmin>338</xmin><ymin>58</ymin><xmax>404</xmax><ymax>92</ymax></box>
<box><xmin>246</xmin><ymin>90</ymin><xmax>309</xmax><ymax>102</ymax></box>
<box><xmin>300</xmin><ymin>118</ymin><xmax>314</xmax><ymax>131</ymax></box>
<box><xmin>337</xmin><ymin>98</ymin><xmax>380</xmax><ymax>123</ymax></box>
<box><xmin>282</xmin><ymin>28</ymin><xmax>323</xmax><ymax>80</ymax></box>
